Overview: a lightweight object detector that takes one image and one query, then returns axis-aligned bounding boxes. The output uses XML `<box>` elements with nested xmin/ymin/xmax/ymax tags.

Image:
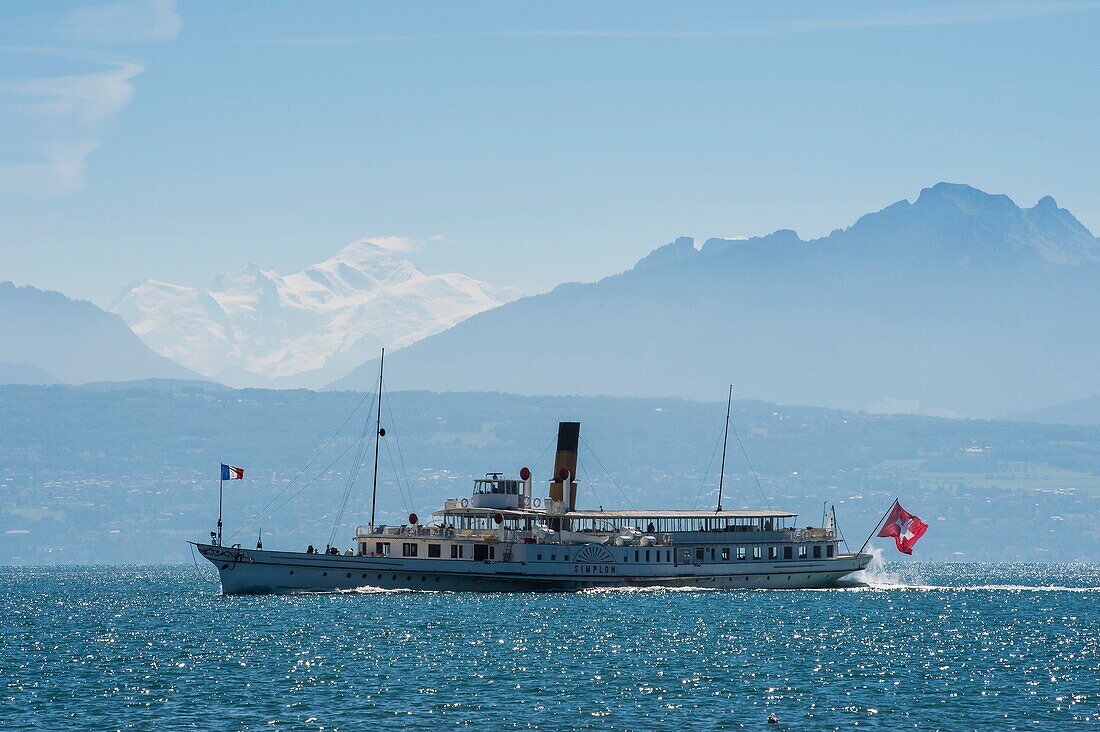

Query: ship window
<box><xmin>695</xmin><ymin>548</ymin><xmax>704</xmax><ymax>562</ymax></box>
<box><xmin>769</xmin><ymin>547</ymin><xmax>778</xmax><ymax>560</ymax></box>
<box><xmin>564</xmin><ymin>555</ymin><xmax>569</xmax><ymax>561</ymax></box>
<box><xmin>798</xmin><ymin>545</ymin><xmax>807</xmax><ymax>559</ymax></box>
<box><xmin>783</xmin><ymin>546</ymin><xmax>792</xmax><ymax>560</ymax></box>
<box><xmin>813</xmin><ymin>545</ymin><xmax>821</xmax><ymax>559</ymax></box>
<box><xmin>551</xmin><ymin>554</ymin><xmax>556</xmax><ymax>561</ymax></box>
<box><xmin>753</xmin><ymin>546</ymin><xmax>762</xmax><ymax>560</ymax></box>
<box><xmin>710</xmin><ymin>548</ymin><xmax>716</xmax><ymax>561</ymax></box>
<box><xmin>402</xmin><ymin>543</ymin><xmax>418</xmax><ymax>557</ymax></box>
<box><xmin>489</xmin><ymin>546</ymin><xmax>495</xmax><ymax>559</ymax></box>
<box><xmin>376</xmin><ymin>542</ymin><xmax>391</xmax><ymax>556</ymax></box>
<box><xmin>451</xmin><ymin>545</ymin><xmax>459</xmax><ymax>559</ymax></box>
<box><xmin>635</xmin><ymin>550</ymin><xmax>639</xmax><ymax>562</ymax></box>
<box><xmin>827</xmin><ymin>545</ymin><xmax>835</xmax><ymax>558</ymax></box>
<box><xmin>645</xmin><ymin>549</ymin><xmax>651</xmax><ymax>562</ymax></box>
<box><xmin>721</xmin><ymin>547</ymin><xmax>730</xmax><ymax>561</ymax></box>
<box><xmin>428</xmin><ymin>544</ymin><xmax>441</xmax><ymax>558</ymax></box>
<box><xmin>537</xmin><ymin>553</ymin><xmax>542</xmax><ymax>560</ymax></box>
<box><xmin>737</xmin><ymin>547</ymin><xmax>746</xmax><ymax>561</ymax></box>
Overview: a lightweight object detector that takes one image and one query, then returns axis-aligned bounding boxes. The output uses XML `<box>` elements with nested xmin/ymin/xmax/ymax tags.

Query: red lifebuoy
<box><xmin>409</xmin><ymin>513</ymin><xmax>418</xmax><ymax>525</ymax></box>
<box><xmin>519</xmin><ymin>466</ymin><xmax>531</xmax><ymax>481</ymax></box>
<box><xmin>493</xmin><ymin>513</ymin><xmax>504</xmax><ymax>525</ymax></box>
<box><xmin>558</xmin><ymin>467</ymin><xmax>570</xmax><ymax>481</ymax></box>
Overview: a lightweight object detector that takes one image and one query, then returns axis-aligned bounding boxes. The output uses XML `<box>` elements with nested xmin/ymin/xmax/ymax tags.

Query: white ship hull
<box><xmin>195</xmin><ymin>542</ymin><xmax>872</xmax><ymax>595</ymax></box>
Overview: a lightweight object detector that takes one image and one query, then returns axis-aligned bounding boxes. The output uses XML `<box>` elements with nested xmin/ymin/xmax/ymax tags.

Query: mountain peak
<box><xmin>634</xmin><ymin>236</ymin><xmax>697</xmax><ymax>271</ymax></box>
<box><xmin>914</xmin><ymin>181</ymin><xmax>1017</xmax><ymax>215</ymax></box>
<box><xmin>113</xmin><ymin>239</ymin><xmax>518</xmax><ymax>387</ymax></box>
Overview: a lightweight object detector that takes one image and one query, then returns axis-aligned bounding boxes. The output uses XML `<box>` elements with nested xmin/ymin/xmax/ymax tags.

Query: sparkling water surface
<box><xmin>2</xmin><ymin>562</ymin><xmax>1098</xmax><ymax>730</ymax></box>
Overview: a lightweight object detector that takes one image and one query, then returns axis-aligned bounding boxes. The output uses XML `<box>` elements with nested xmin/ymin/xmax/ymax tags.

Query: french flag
<box><xmin>220</xmin><ymin>464</ymin><xmax>244</xmax><ymax>481</ymax></box>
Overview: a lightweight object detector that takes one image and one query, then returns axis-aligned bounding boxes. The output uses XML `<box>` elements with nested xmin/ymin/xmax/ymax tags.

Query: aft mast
<box><xmin>369</xmin><ymin>347</ymin><xmax>385</xmax><ymax>530</ymax></box>
<box><xmin>716</xmin><ymin>385</ymin><xmax>732</xmax><ymax>512</ymax></box>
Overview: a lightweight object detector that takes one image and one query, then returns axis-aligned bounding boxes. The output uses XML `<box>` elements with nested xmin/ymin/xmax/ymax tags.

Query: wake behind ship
<box><xmin>195</xmin><ymin>419</ymin><xmax>871</xmax><ymax>594</ymax></box>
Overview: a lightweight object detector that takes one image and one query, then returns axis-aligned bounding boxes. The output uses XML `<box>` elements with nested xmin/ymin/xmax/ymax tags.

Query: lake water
<box><xmin>2</xmin><ymin>561</ymin><xmax>1098</xmax><ymax>730</ymax></box>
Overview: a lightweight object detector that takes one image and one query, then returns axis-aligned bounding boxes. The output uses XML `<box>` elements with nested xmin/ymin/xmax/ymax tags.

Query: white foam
<box><xmin>579</xmin><ymin>585</ymin><xmax>720</xmax><ymax>595</ymax></box>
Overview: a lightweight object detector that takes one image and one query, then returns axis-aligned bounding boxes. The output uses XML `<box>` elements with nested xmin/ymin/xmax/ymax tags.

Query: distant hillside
<box><xmin>330</xmin><ymin>183</ymin><xmax>1100</xmax><ymax>418</ymax></box>
<box><xmin>0</xmin><ymin>282</ymin><xmax>206</xmax><ymax>384</ymax></box>
<box><xmin>0</xmin><ymin>361</ymin><xmax>59</xmax><ymax>385</ymax></box>
<box><xmin>1005</xmin><ymin>395</ymin><xmax>1100</xmax><ymax>426</ymax></box>
<box><xmin>0</xmin><ymin>384</ymin><xmax>1097</xmax><ymax>564</ymax></box>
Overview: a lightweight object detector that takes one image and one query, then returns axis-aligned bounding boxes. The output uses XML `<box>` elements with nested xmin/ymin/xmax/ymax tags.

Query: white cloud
<box><xmin>61</xmin><ymin>0</ymin><xmax>183</xmax><ymax>42</ymax></box>
<box><xmin>0</xmin><ymin>1</ymin><xmax>182</xmax><ymax>196</ymax></box>
<box><xmin>258</xmin><ymin>1</ymin><xmax>1098</xmax><ymax>45</ymax></box>
<box><xmin>0</xmin><ymin>58</ymin><xmax>143</xmax><ymax>124</ymax></box>
<box><xmin>0</xmin><ymin>54</ymin><xmax>144</xmax><ymax>195</ymax></box>
<box><xmin>0</xmin><ymin>140</ymin><xmax>101</xmax><ymax>196</ymax></box>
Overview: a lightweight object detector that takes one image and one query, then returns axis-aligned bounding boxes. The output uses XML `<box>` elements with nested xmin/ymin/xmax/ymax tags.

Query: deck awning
<box><xmin>432</xmin><ymin>507</ymin><xmax>794</xmax><ymax>520</ymax></box>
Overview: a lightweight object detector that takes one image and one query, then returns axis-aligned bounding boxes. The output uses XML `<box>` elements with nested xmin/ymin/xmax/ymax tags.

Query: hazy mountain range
<box><xmin>111</xmin><ymin>240</ymin><xmax>520</xmax><ymax>388</ymax></box>
<box><xmin>331</xmin><ymin>183</ymin><xmax>1100</xmax><ymax>418</ymax></box>
<box><xmin>1005</xmin><ymin>395</ymin><xmax>1100</xmax><ymax>427</ymax></box>
<box><xmin>0</xmin><ymin>282</ymin><xmax>202</xmax><ymax>385</ymax></box>
<box><xmin>4</xmin><ymin>183</ymin><xmax>1099</xmax><ymax>418</ymax></box>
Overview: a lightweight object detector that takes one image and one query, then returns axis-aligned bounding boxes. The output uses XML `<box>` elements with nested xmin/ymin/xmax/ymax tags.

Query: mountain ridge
<box><xmin>0</xmin><ymin>281</ymin><xmax>206</xmax><ymax>385</ymax></box>
<box><xmin>329</xmin><ymin>183</ymin><xmax>1100</xmax><ymax>418</ymax></box>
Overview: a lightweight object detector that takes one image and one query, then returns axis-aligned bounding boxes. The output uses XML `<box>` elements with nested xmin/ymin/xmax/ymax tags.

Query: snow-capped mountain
<box><xmin>112</xmin><ymin>240</ymin><xmax>520</xmax><ymax>387</ymax></box>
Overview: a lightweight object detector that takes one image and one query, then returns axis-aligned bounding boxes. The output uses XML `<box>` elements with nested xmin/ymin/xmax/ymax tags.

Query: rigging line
<box><xmin>383</xmin><ymin>437</ymin><xmax>412</xmax><ymax>515</ymax></box>
<box><xmin>327</xmin><ymin>410</ymin><xmax>376</xmax><ymax>547</ymax></box>
<box><xmin>578</xmin><ymin>435</ymin><xmax>636</xmax><ymax>510</ymax></box>
<box><xmin>229</xmin><ymin>380</ymin><xmax>378</xmax><ymax>540</ymax></box>
<box><xmin>577</xmin><ymin>455</ymin><xmax>603</xmax><ymax>509</ymax></box>
<box><xmin>729</xmin><ymin>419</ymin><xmax>772</xmax><ymax>510</ymax></box>
<box><xmin>531</xmin><ymin>436</ymin><xmax>556</xmax><ymax>475</ymax></box>
<box><xmin>383</xmin><ymin>391</ymin><xmax>415</xmax><ymax>512</ymax></box>
<box><xmin>250</xmin><ymin>436</ymin><xmax>366</xmax><ymax>530</ymax></box>
<box><xmin>834</xmin><ymin>512</ymin><xmax>851</xmax><ymax>554</ymax></box>
<box><xmin>693</xmin><ymin>432</ymin><xmax>724</xmax><ymax>510</ymax></box>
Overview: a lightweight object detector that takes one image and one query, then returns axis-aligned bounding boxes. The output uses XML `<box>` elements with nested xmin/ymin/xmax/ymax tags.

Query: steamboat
<box><xmin>194</xmin><ymin>367</ymin><xmax>871</xmax><ymax>593</ymax></box>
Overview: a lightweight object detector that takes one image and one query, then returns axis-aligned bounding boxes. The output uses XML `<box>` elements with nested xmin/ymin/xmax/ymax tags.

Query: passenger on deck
<box><xmin>306</xmin><ymin>545</ymin><xmax>315</xmax><ymax>554</ymax></box>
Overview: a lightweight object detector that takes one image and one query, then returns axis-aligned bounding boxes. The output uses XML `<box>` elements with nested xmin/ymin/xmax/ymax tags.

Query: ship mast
<box><xmin>369</xmin><ymin>347</ymin><xmax>385</xmax><ymax>530</ymax></box>
<box><xmin>716</xmin><ymin>384</ymin><xmax>732</xmax><ymax>512</ymax></box>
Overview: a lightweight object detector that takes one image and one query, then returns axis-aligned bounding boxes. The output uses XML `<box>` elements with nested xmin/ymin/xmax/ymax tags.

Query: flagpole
<box><xmin>858</xmin><ymin>497</ymin><xmax>898</xmax><ymax>554</ymax></box>
<box><xmin>716</xmin><ymin>385</ymin><xmax>732</xmax><ymax>513</ymax></box>
<box><xmin>217</xmin><ymin>472</ymin><xmax>224</xmax><ymax>546</ymax></box>
<box><xmin>369</xmin><ymin>348</ymin><xmax>385</xmax><ymax>530</ymax></box>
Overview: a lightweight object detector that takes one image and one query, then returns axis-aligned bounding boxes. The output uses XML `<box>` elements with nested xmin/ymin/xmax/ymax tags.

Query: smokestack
<box><xmin>549</xmin><ymin>421</ymin><xmax>580</xmax><ymax>512</ymax></box>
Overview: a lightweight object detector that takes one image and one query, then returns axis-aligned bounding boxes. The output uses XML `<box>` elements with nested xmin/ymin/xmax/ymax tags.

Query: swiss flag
<box><xmin>877</xmin><ymin>500</ymin><xmax>928</xmax><ymax>555</ymax></box>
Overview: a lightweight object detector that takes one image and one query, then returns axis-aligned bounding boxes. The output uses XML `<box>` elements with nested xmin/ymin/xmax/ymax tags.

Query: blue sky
<box><xmin>2</xmin><ymin>0</ymin><xmax>1098</xmax><ymax>306</ymax></box>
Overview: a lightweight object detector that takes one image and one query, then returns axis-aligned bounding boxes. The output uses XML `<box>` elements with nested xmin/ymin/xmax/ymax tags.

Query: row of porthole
<box><xmin>287</xmin><ymin>569</ymin><xmax>441</xmax><ymax>583</ymax></box>
<box><xmin>698</xmin><ymin>575</ymin><xmax>810</xmax><ymax>581</ymax></box>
